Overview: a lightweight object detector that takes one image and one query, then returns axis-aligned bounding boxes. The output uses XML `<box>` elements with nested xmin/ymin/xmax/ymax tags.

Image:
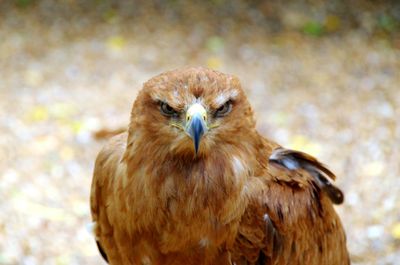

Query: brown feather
<box><xmin>93</xmin><ymin>127</ymin><xmax>126</xmax><ymax>140</ymax></box>
<box><xmin>269</xmin><ymin>148</ymin><xmax>344</xmax><ymax>204</ymax></box>
<box><xmin>90</xmin><ymin>67</ymin><xmax>349</xmax><ymax>265</ymax></box>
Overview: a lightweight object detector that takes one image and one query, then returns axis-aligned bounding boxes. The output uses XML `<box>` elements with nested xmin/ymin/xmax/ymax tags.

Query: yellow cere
<box><xmin>186</xmin><ymin>103</ymin><xmax>207</xmax><ymax>122</ymax></box>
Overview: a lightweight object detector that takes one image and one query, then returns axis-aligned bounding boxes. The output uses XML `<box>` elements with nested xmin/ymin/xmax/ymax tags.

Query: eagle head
<box><xmin>128</xmin><ymin>67</ymin><xmax>256</xmax><ymax>159</ymax></box>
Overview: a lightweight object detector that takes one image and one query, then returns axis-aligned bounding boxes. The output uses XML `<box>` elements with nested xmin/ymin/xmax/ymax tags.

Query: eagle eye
<box><xmin>160</xmin><ymin>102</ymin><xmax>179</xmax><ymax>117</ymax></box>
<box><xmin>215</xmin><ymin>100</ymin><xmax>232</xmax><ymax>117</ymax></box>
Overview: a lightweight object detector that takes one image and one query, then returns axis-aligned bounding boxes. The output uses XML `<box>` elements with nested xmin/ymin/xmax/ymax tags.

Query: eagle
<box><xmin>90</xmin><ymin>67</ymin><xmax>349</xmax><ymax>265</ymax></box>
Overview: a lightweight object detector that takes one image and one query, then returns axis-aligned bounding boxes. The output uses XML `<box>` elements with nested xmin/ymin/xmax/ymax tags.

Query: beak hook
<box><xmin>185</xmin><ymin>104</ymin><xmax>208</xmax><ymax>155</ymax></box>
<box><xmin>189</xmin><ymin>116</ymin><xmax>206</xmax><ymax>154</ymax></box>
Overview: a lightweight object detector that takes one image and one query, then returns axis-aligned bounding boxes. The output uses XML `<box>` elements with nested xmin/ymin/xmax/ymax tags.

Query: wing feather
<box><xmin>90</xmin><ymin>132</ymin><xmax>128</xmax><ymax>264</ymax></box>
<box><xmin>269</xmin><ymin>148</ymin><xmax>344</xmax><ymax>204</ymax></box>
<box><xmin>232</xmin><ymin>147</ymin><xmax>349</xmax><ymax>265</ymax></box>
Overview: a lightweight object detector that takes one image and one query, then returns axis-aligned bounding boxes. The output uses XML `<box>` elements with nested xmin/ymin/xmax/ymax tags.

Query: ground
<box><xmin>0</xmin><ymin>1</ymin><xmax>399</xmax><ymax>264</ymax></box>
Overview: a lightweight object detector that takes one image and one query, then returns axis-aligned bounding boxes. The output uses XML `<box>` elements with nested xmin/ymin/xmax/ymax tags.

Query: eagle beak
<box><xmin>185</xmin><ymin>103</ymin><xmax>208</xmax><ymax>155</ymax></box>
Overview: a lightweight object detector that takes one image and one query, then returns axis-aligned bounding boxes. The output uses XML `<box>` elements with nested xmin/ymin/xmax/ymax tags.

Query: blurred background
<box><xmin>0</xmin><ymin>0</ymin><xmax>399</xmax><ymax>264</ymax></box>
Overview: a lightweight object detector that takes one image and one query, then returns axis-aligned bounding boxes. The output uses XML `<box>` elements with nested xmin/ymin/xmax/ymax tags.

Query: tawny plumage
<box><xmin>90</xmin><ymin>67</ymin><xmax>349</xmax><ymax>265</ymax></box>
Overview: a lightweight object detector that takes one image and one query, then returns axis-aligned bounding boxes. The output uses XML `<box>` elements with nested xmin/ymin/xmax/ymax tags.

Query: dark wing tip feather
<box><xmin>323</xmin><ymin>183</ymin><xmax>344</xmax><ymax>204</ymax></box>
<box><xmin>263</xmin><ymin>214</ymin><xmax>282</xmax><ymax>258</ymax></box>
<box><xmin>269</xmin><ymin>147</ymin><xmax>344</xmax><ymax>205</ymax></box>
<box><xmin>96</xmin><ymin>241</ymin><xmax>109</xmax><ymax>263</ymax></box>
